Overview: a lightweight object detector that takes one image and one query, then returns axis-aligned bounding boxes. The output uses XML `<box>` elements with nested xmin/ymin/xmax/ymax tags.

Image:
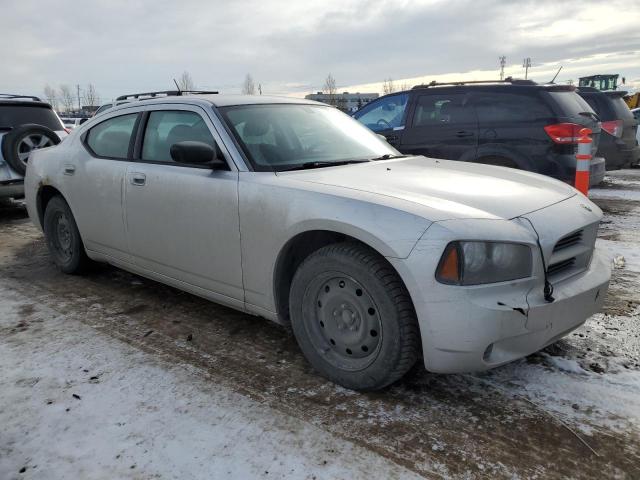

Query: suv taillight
<box><xmin>544</xmin><ymin>123</ymin><xmax>582</xmax><ymax>144</ymax></box>
<box><xmin>601</xmin><ymin>120</ymin><xmax>623</xmax><ymax>138</ymax></box>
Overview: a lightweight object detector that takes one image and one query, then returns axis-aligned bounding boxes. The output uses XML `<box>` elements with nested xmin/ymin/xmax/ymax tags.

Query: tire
<box><xmin>43</xmin><ymin>195</ymin><xmax>90</xmax><ymax>274</ymax></box>
<box><xmin>475</xmin><ymin>156</ymin><xmax>519</xmax><ymax>169</ymax></box>
<box><xmin>289</xmin><ymin>242</ymin><xmax>420</xmax><ymax>391</ymax></box>
<box><xmin>1</xmin><ymin>124</ymin><xmax>60</xmax><ymax>175</ymax></box>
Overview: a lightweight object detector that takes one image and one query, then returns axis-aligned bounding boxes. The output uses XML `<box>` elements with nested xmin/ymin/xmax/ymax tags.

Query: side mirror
<box><xmin>170</xmin><ymin>141</ymin><xmax>227</xmax><ymax>169</ymax></box>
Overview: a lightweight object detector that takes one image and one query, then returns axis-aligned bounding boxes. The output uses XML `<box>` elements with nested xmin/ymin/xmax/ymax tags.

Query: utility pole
<box><xmin>76</xmin><ymin>84</ymin><xmax>81</xmax><ymax>112</ymax></box>
<box><xmin>499</xmin><ymin>56</ymin><xmax>506</xmax><ymax>81</ymax></box>
<box><xmin>522</xmin><ymin>57</ymin><xmax>532</xmax><ymax>80</ymax></box>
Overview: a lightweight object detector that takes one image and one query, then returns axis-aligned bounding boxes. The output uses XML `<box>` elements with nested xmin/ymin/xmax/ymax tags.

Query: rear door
<box><xmin>123</xmin><ymin>104</ymin><xmax>244</xmax><ymax>304</ymax></box>
<box><xmin>352</xmin><ymin>93</ymin><xmax>409</xmax><ymax>148</ymax></box>
<box><xmin>400</xmin><ymin>91</ymin><xmax>478</xmax><ymax>160</ymax></box>
<box><xmin>69</xmin><ymin>111</ymin><xmax>139</xmax><ymax>263</ymax></box>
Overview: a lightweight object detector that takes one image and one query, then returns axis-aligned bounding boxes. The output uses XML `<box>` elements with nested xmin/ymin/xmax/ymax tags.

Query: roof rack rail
<box><xmin>0</xmin><ymin>93</ymin><xmax>42</xmax><ymax>101</ymax></box>
<box><xmin>411</xmin><ymin>77</ymin><xmax>537</xmax><ymax>89</ymax></box>
<box><xmin>115</xmin><ymin>90</ymin><xmax>219</xmax><ymax>101</ymax></box>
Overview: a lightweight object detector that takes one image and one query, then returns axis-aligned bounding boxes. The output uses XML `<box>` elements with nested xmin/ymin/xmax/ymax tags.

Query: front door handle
<box><xmin>63</xmin><ymin>164</ymin><xmax>76</xmax><ymax>175</ymax></box>
<box><xmin>130</xmin><ymin>173</ymin><xmax>146</xmax><ymax>186</ymax></box>
<box><xmin>455</xmin><ymin>131</ymin><xmax>474</xmax><ymax>138</ymax></box>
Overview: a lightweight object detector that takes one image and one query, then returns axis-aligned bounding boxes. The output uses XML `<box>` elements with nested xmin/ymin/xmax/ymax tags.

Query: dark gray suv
<box><xmin>1</xmin><ymin>94</ymin><xmax>66</xmax><ymax>199</ymax></box>
<box><xmin>353</xmin><ymin>79</ymin><xmax>605</xmax><ymax>186</ymax></box>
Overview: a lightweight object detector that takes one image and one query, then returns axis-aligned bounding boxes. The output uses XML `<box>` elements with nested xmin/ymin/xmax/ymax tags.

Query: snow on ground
<box><xmin>0</xmin><ymin>284</ymin><xmax>420</xmax><ymax>480</ymax></box>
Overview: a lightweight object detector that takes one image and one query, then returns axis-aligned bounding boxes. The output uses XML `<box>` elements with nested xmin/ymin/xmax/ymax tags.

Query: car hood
<box><xmin>280</xmin><ymin>156</ymin><xmax>577</xmax><ymax>221</ymax></box>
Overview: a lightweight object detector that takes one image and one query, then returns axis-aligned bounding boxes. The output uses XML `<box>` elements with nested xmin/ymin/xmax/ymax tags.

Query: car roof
<box><xmin>107</xmin><ymin>94</ymin><xmax>321</xmax><ymax>113</ymax></box>
<box><xmin>0</xmin><ymin>100</ymin><xmax>53</xmax><ymax>108</ymax></box>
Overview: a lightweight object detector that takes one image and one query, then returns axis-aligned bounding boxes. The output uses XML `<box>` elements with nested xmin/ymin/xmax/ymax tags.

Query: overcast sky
<box><xmin>1</xmin><ymin>0</ymin><xmax>639</xmax><ymax>103</ymax></box>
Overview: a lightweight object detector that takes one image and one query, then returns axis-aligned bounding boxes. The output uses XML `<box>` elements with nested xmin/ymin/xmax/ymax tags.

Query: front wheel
<box><xmin>43</xmin><ymin>195</ymin><xmax>90</xmax><ymax>274</ymax></box>
<box><xmin>289</xmin><ymin>242</ymin><xmax>420</xmax><ymax>391</ymax></box>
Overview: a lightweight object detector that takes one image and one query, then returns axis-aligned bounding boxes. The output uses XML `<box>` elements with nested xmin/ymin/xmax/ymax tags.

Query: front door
<box><xmin>352</xmin><ymin>92</ymin><xmax>410</xmax><ymax>148</ymax></box>
<box><xmin>124</xmin><ymin>106</ymin><xmax>244</xmax><ymax>303</ymax></box>
<box><xmin>400</xmin><ymin>92</ymin><xmax>478</xmax><ymax>161</ymax></box>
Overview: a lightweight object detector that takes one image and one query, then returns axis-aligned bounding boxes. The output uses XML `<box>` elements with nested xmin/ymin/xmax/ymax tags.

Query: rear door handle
<box><xmin>63</xmin><ymin>164</ymin><xmax>76</xmax><ymax>175</ymax></box>
<box><xmin>129</xmin><ymin>173</ymin><xmax>146</xmax><ymax>186</ymax></box>
<box><xmin>455</xmin><ymin>131</ymin><xmax>474</xmax><ymax>138</ymax></box>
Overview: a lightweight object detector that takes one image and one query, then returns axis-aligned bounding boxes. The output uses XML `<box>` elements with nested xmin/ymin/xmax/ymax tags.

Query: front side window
<box><xmin>86</xmin><ymin>113</ymin><xmax>137</xmax><ymax>159</ymax></box>
<box><xmin>353</xmin><ymin>93</ymin><xmax>408</xmax><ymax>132</ymax></box>
<box><xmin>142</xmin><ymin>111</ymin><xmax>216</xmax><ymax>162</ymax></box>
<box><xmin>412</xmin><ymin>93</ymin><xmax>475</xmax><ymax>126</ymax></box>
<box><xmin>220</xmin><ymin>104</ymin><xmax>398</xmax><ymax>171</ymax></box>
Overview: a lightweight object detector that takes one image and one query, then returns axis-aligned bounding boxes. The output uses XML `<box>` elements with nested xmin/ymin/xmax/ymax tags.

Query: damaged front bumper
<box><xmin>389</xmin><ymin>196</ymin><xmax>611</xmax><ymax>374</ymax></box>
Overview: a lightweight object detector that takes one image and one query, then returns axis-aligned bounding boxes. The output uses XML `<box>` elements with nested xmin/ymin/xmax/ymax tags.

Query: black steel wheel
<box><xmin>290</xmin><ymin>242</ymin><xmax>420</xmax><ymax>391</ymax></box>
<box><xmin>43</xmin><ymin>195</ymin><xmax>90</xmax><ymax>274</ymax></box>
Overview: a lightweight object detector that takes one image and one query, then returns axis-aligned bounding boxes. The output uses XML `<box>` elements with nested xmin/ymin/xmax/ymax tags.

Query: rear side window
<box><xmin>549</xmin><ymin>92</ymin><xmax>594</xmax><ymax>117</ymax></box>
<box><xmin>412</xmin><ymin>94</ymin><xmax>474</xmax><ymax>126</ymax></box>
<box><xmin>142</xmin><ymin>111</ymin><xmax>216</xmax><ymax>162</ymax></box>
<box><xmin>608</xmin><ymin>96</ymin><xmax>634</xmax><ymax>120</ymax></box>
<box><xmin>0</xmin><ymin>105</ymin><xmax>63</xmax><ymax>130</ymax></box>
<box><xmin>474</xmin><ymin>92</ymin><xmax>552</xmax><ymax>123</ymax></box>
<box><xmin>86</xmin><ymin>114</ymin><xmax>137</xmax><ymax>159</ymax></box>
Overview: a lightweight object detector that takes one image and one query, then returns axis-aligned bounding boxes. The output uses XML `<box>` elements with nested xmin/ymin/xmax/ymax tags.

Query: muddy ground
<box><xmin>1</xmin><ymin>171</ymin><xmax>640</xmax><ymax>479</ymax></box>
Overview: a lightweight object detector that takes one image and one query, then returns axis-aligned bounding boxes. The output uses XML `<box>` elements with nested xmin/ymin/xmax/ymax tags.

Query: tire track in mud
<box><xmin>2</xmin><ymin>212</ymin><xmax>639</xmax><ymax>479</ymax></box>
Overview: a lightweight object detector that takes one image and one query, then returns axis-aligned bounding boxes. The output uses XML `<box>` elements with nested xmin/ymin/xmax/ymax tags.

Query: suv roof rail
<box><xmin>411</xmin><ymin>77</ymin><xmax>537</xmax><ymax>89</ymax></box>
<box><xmin>0</xmin><ymin>93</ymin><xmax>43</xmax><ymax>101</ymax></box>
<box><xmin>115</xmin><ymin>90</ymin><xmax>219</xmax><ymax>101</ymax></box>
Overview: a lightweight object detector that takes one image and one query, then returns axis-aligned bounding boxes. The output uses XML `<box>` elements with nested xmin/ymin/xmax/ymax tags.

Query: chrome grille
<box><xmin>553</xmin><ymin>230</ymin><xmax>583</xmax><ymax>253</ymax></box>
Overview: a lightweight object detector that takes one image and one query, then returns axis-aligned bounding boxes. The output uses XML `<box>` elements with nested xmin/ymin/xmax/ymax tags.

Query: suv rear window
<box><xmin>0</xmin><ymin>104</ymin><xmax>62</xmax><ymax>130</ymax></box>
<box><xmin>608</xmin><ymin>96</ymin><xmax>634</xmax><ymax>120</ymax></box>
<box><xmin>548</xmin><ymin>91</ymin><xmax>594</xmax><ymax>117</ymax></box>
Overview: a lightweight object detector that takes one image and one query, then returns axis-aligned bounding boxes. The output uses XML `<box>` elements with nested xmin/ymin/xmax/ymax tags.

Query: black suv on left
<box><xmin>0</xmin><ymin>94</ymin><xmax>66</xmax><ymax>199</ymax></box>
<box><xmin>353</xmin><ymin>79</ymin><xmax>605</xmax><ymax>186</ymax></box>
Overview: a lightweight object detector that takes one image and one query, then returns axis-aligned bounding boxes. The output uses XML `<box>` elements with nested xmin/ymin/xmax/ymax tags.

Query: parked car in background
<box><xmin>353</xmin><ymin>79</ymin><xmax>605</xmax><ymax>186</ymax></box>
<box><xmin>60</xmin><ymin>117</ymin><xmax>89</xmax><ymax>130</ymax></box>
<box><xmin>577</xmin><ymin>87</ymin><xmax>639</xmax><ymax>169</ymax></box>
<box><xmin>24</xmin><ymin>91</ymin><xmax>610</xmax><ymax>390</ymax></box>
<box><xmin>1</xmin><ymin>94</ymin><xmax>66</xmax><ymax>199</ymax></box>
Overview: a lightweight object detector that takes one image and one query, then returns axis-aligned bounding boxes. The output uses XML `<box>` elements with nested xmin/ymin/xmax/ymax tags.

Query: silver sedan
<box><xmin>24</xmin><ymin>94</ymin><xmax>611</xmax><ymax>390</ymax></box>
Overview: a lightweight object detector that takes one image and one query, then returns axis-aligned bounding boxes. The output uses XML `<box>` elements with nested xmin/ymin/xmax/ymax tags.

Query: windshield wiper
<box><xmin>279</xmin><ymin>159</ymin><xmax>369</xmax><ymax>171</ymax></box>
<box><xmin>371</xmin><ymin>154</ymin><xmax>408</xmax><ymax>161</ymax></box>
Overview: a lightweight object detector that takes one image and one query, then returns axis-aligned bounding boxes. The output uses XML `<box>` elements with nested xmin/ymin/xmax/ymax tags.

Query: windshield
<box><xmin>220</xmin><ymin>104</ymin><xmax>399</xmax><ymax>171</ymax></box>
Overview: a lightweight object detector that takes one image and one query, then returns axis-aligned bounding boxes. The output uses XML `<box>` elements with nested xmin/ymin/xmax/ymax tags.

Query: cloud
<box><xmin>0</xmin><ymin>0</ymin><xmax>638</xmax><ymax>102</ymax></box>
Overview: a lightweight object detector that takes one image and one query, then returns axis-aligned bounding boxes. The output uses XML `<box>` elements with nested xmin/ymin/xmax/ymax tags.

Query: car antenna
<box><xmin>173</xmin><ymin>78</ymin><xmax>182</xmax><ymax>95</ymax></box>
<box><xmin>549</xmin><ymin>66</ymin><xmax>562</xmax><ymax>84</ymax></box>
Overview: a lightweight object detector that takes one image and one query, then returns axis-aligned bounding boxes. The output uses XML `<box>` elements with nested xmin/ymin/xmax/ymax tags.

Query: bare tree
<box><xmin>177</xmin><ymin>71</ymin><xmax>195</xmax><ymax>91</ymax></box>
<box><xmin>242</xmin><ymin>73</ymin><xmax>256</xmax><ymax>95</ymax></box>
<box><xmin>322</xmin><ymin>73</ymin><xmax>337</xmax><ymax>106</ymax></box>
<box><xmin>382</xmin><ymin>78</ymin><xmax>396</xmax><ymax>95</ymax></box>
<box><xmin>43</xmin><ymin>84</ymin><xmax>58</xmax><ymax>110</ymax></box>
<box><xmin>59</xmin><ymin>84</ymin><xmax>75</xmax><ymax>113</ymax></box>
<box><xmin>82</xmin><ymin>84</ymin><xmax>100</xmax><ymax>111</ymax></box>
<box><xmin>398</xmin><ymin>81</ymin><xmax>411</xmax><ymax>92</ymax></box>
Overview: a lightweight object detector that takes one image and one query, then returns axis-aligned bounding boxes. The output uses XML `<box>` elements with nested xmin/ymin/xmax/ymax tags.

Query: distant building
<box><xmin>305</xmin><ymin>91</ymin><xmax>379</xmax><ymax>113</ymax></box>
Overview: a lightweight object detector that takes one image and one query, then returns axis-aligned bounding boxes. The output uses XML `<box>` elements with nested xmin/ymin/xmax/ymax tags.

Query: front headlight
<box><xmin>436</xmin><ymin>241</ymin><xmax>532</xmax><ymax>285</ymax></box>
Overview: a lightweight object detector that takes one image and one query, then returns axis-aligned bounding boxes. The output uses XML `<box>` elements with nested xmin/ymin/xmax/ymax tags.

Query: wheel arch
<box><xmin>474</xmin><ymin>144</ymin><xmax>533</xmax><ymax>170</ymax></box>
<box><xmin>36</xmin><ymin>185</ymin><xmax>66</xmax><ymax>228</ymax></box>
<box><xmin>272</xmin><ymin>228</ymin><xmax>418</xmax><ymax>327</ymax></box>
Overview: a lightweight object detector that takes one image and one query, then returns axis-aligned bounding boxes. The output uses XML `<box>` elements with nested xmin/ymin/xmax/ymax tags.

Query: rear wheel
<box><xmin>43</xmin><ymin>196</ymin><xmax>90</xmax><ymax>274</ymax></box>
<box><xmin>289</xmin><ymin>242</ymin><xmax>420</xmax><ymax>391</ymax></box>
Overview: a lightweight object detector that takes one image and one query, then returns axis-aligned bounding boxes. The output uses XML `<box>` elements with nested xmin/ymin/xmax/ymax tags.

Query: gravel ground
<box><xmin>1</xmin><ymin>170</ymin><xmax>639</xmax><ymax>479</ymax></box>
